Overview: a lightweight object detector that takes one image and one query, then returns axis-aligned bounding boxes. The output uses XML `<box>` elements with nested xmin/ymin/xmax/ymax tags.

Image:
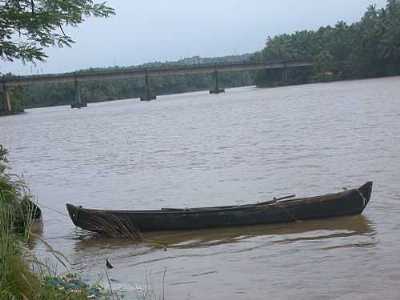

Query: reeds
<box><xmin>0</xmin><ymin>145</ymin><xmax>106</xmax><ymax>299</ymax></box>
<box><xmin>0</xmin><ymin>145</ymin><xmax>160</xmax><ymax>299</ymax></box>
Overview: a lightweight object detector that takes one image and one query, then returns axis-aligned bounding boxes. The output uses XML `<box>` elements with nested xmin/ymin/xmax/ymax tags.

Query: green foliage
<box><xmin>0</xmin><ymin>0</ymin><xmax>114</xmax><ymax>62</ymax></box>
<box><xmin>0</xmin><ymin>145</ymin><xmax>39</xmax><ymax>299</ymax></box>
<box><xmin>0</xmin><ymin>146</ymin><xmax>113</xmax><ymax>299</ymax></box>
<box><xmin>0</xmin><ymin>198</ymin><xmax>98</xmax><ymax>299</ymax></box>
<box><xmin>0</xmin><ymin>86</ymin><xmax>25</xmax><ymax>114</ymax></box>
<box><xmin>313</xmin><ymin>50</ymin><xmax>336</xmax><ymax>81</ymax></box>
<box><xmin>256</xmin><ymin>0</ymin><xmax>400</xmax><ymax>86</ymax></box>
<box><xmin>0</xmin><ymin>144</ymin><xmax>36</xmax><ymax>234</ymax></box>
<box><xmin>0</xmin><ymin>145</ymin><xmax>8</xmax><ymax>173</ymax></box>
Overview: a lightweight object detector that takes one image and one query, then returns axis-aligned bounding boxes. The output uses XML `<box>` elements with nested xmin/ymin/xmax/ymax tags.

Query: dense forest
<box><xmin>255</xmin><ymin>0</ymin><xmax>400</xmax><ymax>85</ymax></box>
<box><xmin>2</xmin><ymin>0</ymin><xmax>400</xmax><ymax>111</ymax></box>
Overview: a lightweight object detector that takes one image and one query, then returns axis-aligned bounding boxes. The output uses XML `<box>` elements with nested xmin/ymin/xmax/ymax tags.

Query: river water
<box><xmin>1</xmin><ymin>77</ymin><xmax>400</xmax><ymax>299</ymax></box>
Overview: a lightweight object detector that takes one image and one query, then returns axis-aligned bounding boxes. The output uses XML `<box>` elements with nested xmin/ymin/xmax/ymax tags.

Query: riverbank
<box><xmin>0</xmin><ymin>146</ymin><xmax>112</xmax><ymax>299</ymax></box>
<box><xmin>1</xmin><ymin>71</ymin><xmax>398</xmax><ymax>116</ymax></box>
<box><xmin>0</xmin><ymin>111</ymin><xmax>25</xmax><ymax>117</ymax></box>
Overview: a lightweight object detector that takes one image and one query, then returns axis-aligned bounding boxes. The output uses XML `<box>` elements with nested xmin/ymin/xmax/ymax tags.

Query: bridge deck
<box><xmin>3</xmin><ymin>61</ymin><xmax>313</xmax><ymax>87</ymax></box>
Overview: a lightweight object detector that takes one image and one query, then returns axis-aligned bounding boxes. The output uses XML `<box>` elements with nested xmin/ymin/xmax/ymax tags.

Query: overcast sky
<box><xmin>1</xmin><ymin>0</ymin><xmax>387</xmax><ymax>75</ymax></box>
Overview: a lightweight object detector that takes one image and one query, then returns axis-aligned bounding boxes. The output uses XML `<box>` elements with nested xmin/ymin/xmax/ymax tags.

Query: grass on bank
<box><xmin>0</xmin><ymin>145</ymin><xmax>162</xmax><ymax>299</ymax></box>
<box><xmin>0</xmin><ymin>198</ymin><xmax>94</xmax><ymax>299</ymax></box>
<box><xmin>0</xmin><ymin>145</ymin><xmax>111</xmax><ymax>299</ymax></box>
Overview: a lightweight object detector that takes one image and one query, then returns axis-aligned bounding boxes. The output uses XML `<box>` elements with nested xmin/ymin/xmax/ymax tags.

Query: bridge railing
<box><xmin>1</xmin><ymin>60</ymin><xmax>313</xmax><ymax>87</ymax></box>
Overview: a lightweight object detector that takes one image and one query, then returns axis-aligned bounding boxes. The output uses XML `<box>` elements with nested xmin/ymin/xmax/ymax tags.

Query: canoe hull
<box><xmin>66</xmin><ymin>182</ymin><xmax>373</xmax><ymax>235</ymax></box>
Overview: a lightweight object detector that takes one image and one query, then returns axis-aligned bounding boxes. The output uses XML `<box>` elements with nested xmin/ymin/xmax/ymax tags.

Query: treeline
<box><xmin>19</xmin><ymin>54</ymin><xmax>255</xmax><ymax>108</ymax></box>
<box><xmin>3</xmin><ymin>0</ymin><xmax>400</xmax><ymax>110</ymax></box>
<box><xmin>255</xmin><ymin>0</ymin><xmax>400</xmax><ymax>85</ymax></box>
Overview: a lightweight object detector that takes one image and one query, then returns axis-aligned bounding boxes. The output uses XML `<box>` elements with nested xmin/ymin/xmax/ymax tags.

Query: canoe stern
<box><xmin>66</xmin><ymin>203</ymin><xmax>80</xmax><ymax>226</ymax></box>
<box><xmin>358</xmin><ymin>181</ymin><xmax>373</xmax><ymax>207</ymax></box>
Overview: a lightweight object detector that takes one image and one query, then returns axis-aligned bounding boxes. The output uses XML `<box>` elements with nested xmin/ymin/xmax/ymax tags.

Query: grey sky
<box><xmin>1</xmin><ymin>0</ymin><xmax>387</xmax><ymax>75</ymax></box>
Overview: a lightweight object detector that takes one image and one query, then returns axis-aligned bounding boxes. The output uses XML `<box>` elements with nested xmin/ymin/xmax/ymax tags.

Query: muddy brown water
<box><xmin>1</xmin><ymin>77</ymin><xmax>400</xmax><ymax>299</ymax></box>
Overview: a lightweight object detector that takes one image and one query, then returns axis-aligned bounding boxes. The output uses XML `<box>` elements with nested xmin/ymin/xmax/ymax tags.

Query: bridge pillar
<box><xmin>140</xmin><ymin>70</ymin><xmax>156</xmax><ymax>101</ymax></box>
<box><xmin>210</xmin><ymin>69</ymin><xmax>225</xmax><ymax>94</ymax></box>
<box><xmin>1</xmin><ymin>82</ymin><xmax>12</xmax><ymax>113</ymax></box>
<box><xmin>281</xmin><ymin>64</ymin><xmax>289</xmax><ymax>83</ymax></box>
<box><xmin>71</xmin><ymin>77</ymin><xmax>87</xmax><ymax>109</ymax></box>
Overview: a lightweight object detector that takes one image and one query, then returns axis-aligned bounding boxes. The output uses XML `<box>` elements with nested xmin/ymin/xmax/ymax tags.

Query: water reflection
<box><xmin>74</xmin><ymin>215</ymin><xmax>374</xmax><ymax>252</ymax></box>
<box><xmin>2</xmin><ymin>78</ymin><xmax>400</xmax><ymax>299</ymax></box>
<box><xmin>69</xmin><ymin>214</ymin><xmax>377</xmax><ymax>299</ymax></box>
<box><xmin>27</xmin><ymin>219</ymin><xmax>44</xmax><ymax>250</ymax></box>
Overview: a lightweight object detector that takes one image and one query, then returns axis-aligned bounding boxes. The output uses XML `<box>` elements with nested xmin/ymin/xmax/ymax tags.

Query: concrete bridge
<box><xmin>1</xmin><ymin>60</ymin><xmax>313</xmax><ymax>112</ymax></box>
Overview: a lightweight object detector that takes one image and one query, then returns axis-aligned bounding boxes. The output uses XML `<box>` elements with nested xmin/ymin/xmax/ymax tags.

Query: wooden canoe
<box><xmin>66</xmin><ymin>181</ymin><xmax>373</xmax><ymax>236</ymax></box>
